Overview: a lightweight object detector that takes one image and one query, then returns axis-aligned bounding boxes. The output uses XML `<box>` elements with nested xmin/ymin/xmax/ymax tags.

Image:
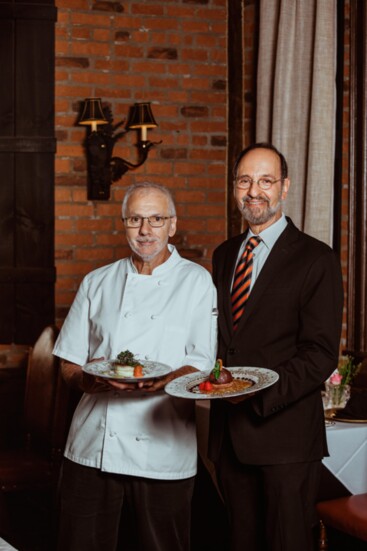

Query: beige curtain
<box><xmin>256</xmin><ymin>0</ymin><xmax>337</xmax><ymax>245</ymax></box>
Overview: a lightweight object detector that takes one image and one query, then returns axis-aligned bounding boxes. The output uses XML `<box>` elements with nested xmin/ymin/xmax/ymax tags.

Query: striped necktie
<box><xmin>231</xmin><ymin>236</ymin><xmax>261</xmax><ymax>330</ymax></box>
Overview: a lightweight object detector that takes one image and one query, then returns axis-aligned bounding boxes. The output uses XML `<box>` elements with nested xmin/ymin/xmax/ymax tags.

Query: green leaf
<box><xmin>212</xmin><ymin>360</ymin><xmax>221</xmax><ymax>380</ymax></box>
<box><xmin>116</xmin><ymin>350</ymin><xmax>138</xmax><ymax>366</ymax></box>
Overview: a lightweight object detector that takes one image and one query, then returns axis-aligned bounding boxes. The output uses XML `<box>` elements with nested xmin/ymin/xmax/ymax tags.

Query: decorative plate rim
<box><xmin>82</xmin><ymin>359</ymin><xmax>172</xmax><ymax>382</ymax></box>
<box><xmin>164</xmin><ymin>366</ymin><xmax>279</xmax><ymax>400</ymax></box>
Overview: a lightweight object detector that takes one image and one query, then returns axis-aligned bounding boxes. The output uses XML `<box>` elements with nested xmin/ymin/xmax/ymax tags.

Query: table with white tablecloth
<box><xmin>323</xmin><ymin>422</ymin><xmax>367</xmax><ymax>495</ymax></box>
<box><xmin>0</xmin><ymin>537</ymin><xmax>17</xmax><ymax>551</ymax></box>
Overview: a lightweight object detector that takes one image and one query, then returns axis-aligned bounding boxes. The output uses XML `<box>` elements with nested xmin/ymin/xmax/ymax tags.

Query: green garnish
<box><xmin>116</xmin><ymin>350</ymin><xmax>139</xmax><ymax>366</ymax></box>
<box><xmin>212</xmin><ymin>360</ymin><xmax>222</xmax><ymax>380</ymax></box>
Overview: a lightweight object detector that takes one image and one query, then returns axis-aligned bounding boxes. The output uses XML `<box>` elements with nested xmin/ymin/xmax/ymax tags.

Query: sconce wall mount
<box><xmin>78</xmin><ymin>98</ymin><xmax>161</xmax><ymax>200</ymax></box>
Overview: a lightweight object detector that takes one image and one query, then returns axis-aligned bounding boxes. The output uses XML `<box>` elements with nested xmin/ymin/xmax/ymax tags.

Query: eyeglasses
<box><xmin>123</xmin><ymin>215</ymin><xmax>174</xmax><ymax>228</ymax></box>
<box><xmin>234</xmin><ymin>177</ymin><xmax>283</xmax><ymax>191</ymax></box>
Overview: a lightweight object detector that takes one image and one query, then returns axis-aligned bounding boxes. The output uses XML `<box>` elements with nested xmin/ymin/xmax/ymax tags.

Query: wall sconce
<box><xmin>78</xmin><ymin>98</ymin><xmax>160</xmax><ymax>200</ymax></box>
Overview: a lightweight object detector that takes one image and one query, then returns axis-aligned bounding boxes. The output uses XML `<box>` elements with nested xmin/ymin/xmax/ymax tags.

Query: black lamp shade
<box><xmin>79</xmin><ymin>97</ymin><xmax>159</xmax><ymax>200</ymax></box>
<box><xmin>126</xmin><ymin>102</ymin><xmax>158</xmax><ymax>129</ymax></box>
<box><xmin>79</xmin><ymin>98</ymin><xmax>108</xmax><ymax>126</ymax></box>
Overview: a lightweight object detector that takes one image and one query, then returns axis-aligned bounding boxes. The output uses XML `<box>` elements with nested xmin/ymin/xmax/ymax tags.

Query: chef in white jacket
<box><xmin>53</xmin><ymin>181</ymin><xmax>217</xmax><ymax>551</ymax></box>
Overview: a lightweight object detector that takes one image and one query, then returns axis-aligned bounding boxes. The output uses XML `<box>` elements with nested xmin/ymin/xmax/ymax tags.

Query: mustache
<box><xmin>242</xmin><ymin>195</ymin><xmax>270</xmax><ymax>205</ymax></box>
<box><xmin>135</xmin><ymin>237</ymin><xmax>159</xmax><ymax>243</ymax></box>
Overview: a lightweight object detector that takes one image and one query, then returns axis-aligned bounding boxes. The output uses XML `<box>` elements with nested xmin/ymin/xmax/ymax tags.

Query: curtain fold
<box><xmin>256</xmin><ymin>0</ymin><xmax>336</xmax><ymax>245</ymax></box>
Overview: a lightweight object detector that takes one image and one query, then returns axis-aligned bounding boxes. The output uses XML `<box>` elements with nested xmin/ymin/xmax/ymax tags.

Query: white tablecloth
<box><xmin>323</xmin><ymin>422</ymin><xmax>367</xmax><ymax>495</ymax></box>
<box><xmin>0</xmin><ymin>538</ymin><xmax>17</xmax><ymax>551</ymax></box>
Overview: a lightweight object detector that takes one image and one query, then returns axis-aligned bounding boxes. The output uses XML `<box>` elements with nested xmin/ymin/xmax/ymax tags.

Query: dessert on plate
<box><xmin>197</xmin><ymin>359</ymin><xmax>253</xmax><ymax>395</ymax></box>
<box><xmin>198</xmin><ymin>359</ymin><xmax>233</xmax><ymax>392</ymax></box>
<box><xmin>208</xmin><ymin>358</ymin><xmax>234</xmax><ymax>388</ymax></box>
<box><xmin>113</xmin><ymin>350</ymin><xmax>143</xmax><ymax>377</ymax></box>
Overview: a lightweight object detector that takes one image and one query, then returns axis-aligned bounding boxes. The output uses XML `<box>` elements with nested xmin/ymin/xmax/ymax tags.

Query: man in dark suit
<box><xmin>209</xmin><ymin>143</ymin><xmax>344</xmax><ymax>551</ymax></box>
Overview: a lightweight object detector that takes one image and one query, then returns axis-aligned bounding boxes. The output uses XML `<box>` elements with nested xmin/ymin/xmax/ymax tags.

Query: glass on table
<box><xmin>322</xmin><ymin>382</ymin><xmax>351</xmax><ymax>410</ymax></box>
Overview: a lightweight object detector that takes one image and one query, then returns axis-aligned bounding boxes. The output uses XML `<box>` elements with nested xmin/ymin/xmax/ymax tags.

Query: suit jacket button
<box><xmin>229</xmin><ymin>348</ymin><xmax>235</xmax><ymax>355</ymax></box>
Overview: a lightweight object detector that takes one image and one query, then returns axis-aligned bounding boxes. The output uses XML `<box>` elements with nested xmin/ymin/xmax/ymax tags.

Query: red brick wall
<box><xmin>55</xmin><ymin>0</ymin><xmax>228</xmax><ymax>322</ymax></box>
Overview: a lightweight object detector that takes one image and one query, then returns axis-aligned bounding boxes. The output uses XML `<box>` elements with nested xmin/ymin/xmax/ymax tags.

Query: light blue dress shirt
<box><xmin>233</xmin><ymin>214</ymin><xmax>288</xmax><ymax>292</ymax></box>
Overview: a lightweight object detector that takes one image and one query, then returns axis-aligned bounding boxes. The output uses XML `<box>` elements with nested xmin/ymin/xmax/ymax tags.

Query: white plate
<box><xmin>83</xmin><ymin>359</ymin><xmax>172</xmax><ymax>382</ymax></box>
<box><xmin>165</xmin><ymin>366</ymin><xmax>279</xmax><ymax>400</ymax></box>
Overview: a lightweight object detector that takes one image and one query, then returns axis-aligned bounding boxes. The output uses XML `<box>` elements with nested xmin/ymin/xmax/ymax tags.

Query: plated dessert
<box><xmin>164</xmin><ymin>365</ymin><xmax>279</xmax><ymax>400</ymax></box>
<box><xmin>83</xmin><ymin>357</ymin><xmax>172</xmax><ymax>382</ymax></box>
<box><xmin>197</xmin><ymin>359</ymin><xmax>253</xmax><ymax>396</ymax></box>
<box><xmin>112</xmin><ymin>350</ymin><xmax>144</xmax><ymax>378</ymax></box>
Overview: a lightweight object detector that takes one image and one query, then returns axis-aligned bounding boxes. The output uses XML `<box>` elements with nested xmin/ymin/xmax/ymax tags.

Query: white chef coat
<box><xmin>53</xmin><ymin>245</ymin><xmax>217</xmax><ymax>480</ymax></box>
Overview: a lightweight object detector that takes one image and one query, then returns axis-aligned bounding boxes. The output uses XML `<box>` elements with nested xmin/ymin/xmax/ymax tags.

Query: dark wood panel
<box><xmin>0</xmin><ymin>365</ymin><xmax>26</xmax><ymax>449</ymax></box>
<box><xmin>0</xmin><ymin>284</ymin><xmax>15</xmax><ymax>342</ymax></box>
<box><xmin>0</xmin><ymin>268</ymin><xmax>56</xmax><ymax>283</ymax></box>
<box><xmin>0</xmin><ymin>154</ymin><xmax>15</xmax><ymax>265</ymax></box>
<box><xmin>227</xmin><ymin>0</ymin><xmax>259</xmax><ymax>239</ymax></box>
<box><xmin>0</xmin><ymin>21</ymin><xmax>15</xmax><ymax>136</ymax></box>
<box><xmin>0</xmin><ymin>4</ymin><xmax>56</xmax><ymax>19</ymax></box>
<box><xmin>0</xmin><ymin>1</ymin><xmax>56</xmax><ymax>344</ymax></box>
<box><xmin>227</xmin><ymin>0</ymin><xmax>244</xmax><ymax>239</ymax></box>
<box><xmin>16</xmin><ymin>153</ymin><xmax>55</xmax><ymax>268</ymax></box>
<box><xmin>347</xmin><ymin>0</ymin><xmax>367</xmax><ymax>355</ymax></box>
<box><xmin>16</xmin><ymin>283</ymin><xmax>55</xmax><ymax>344</ymax></box>
<box><xmin>0</xmin><ymin>137</ymin><xmax>56</xmax><ymax>152</ymax></box>
<box><xmin>16</xmin><ymin>19</ymin><xmax>55</xmax><ymax>136</ymax></box>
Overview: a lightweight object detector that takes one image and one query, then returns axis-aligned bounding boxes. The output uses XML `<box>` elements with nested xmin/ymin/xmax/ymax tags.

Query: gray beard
<box><xmin>127</xmin><ymin>237</ymin><xmax>168</xmax><ymax>262</ymax></box>
<box><xmin>241</xmin><ymin>193</ymin><xmax>283</xmax><ymax>226</ymax></box>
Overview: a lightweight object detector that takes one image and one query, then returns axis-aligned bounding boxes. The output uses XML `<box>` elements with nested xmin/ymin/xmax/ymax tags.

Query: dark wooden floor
<box><xmin>1</xmin><ymin>461</ymin><xmax>367</xmax><ymax>551</ymax></box>
<box><xmin>1</xmin><ymin>490</ymin><xmax>56</xmax><ymax>551</ymax></box>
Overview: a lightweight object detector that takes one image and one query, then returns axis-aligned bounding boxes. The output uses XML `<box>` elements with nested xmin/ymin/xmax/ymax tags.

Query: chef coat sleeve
<box><xmin>182</xmin><ymin>273</ymin><xmax>217</xmax><ymax>372</ymax></box>
<box><xmin>53</xmin><ymin>277</ymin><xmax>91</xmax><ymax>366</ymax></box>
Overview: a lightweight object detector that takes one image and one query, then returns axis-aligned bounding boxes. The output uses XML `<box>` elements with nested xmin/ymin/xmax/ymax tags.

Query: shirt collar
<box><xmin>128</xmin><ymin>244</ymin><xmax>180</xmax><ymax>274</ymax></box>
<box><xmin>248</xmin><ymin>214</ymin><xmax>288</xmax><ymax>250</ymax></box>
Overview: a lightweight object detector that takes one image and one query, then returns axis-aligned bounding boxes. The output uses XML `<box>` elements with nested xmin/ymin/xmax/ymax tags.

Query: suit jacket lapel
<box><xmin>232</xmin><ymin>220</ymin><xmax>300</xmax><ymax>336</ymax></box>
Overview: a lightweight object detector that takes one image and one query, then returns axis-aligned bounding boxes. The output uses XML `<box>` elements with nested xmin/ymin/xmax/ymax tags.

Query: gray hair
<box><xmin>122</xmin><ymin>182</ymin><xmax>176</xmax><ymax>217</ymax></box>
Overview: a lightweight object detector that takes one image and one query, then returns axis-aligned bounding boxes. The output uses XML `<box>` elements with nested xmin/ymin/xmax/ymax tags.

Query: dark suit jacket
<box><xmin>208</xmin><ymin>218</ymin><xmax>344</xmax><ymax>465</ymax></box>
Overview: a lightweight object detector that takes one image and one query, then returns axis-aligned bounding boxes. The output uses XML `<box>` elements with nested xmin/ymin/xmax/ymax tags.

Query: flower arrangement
<box><xmin>335</xmin><ymin>354</ymin><xmax>361</xmax><ymax>386</ymax></box>
<box><xmin>324</xmin><ymin>355</ymin><xmax>361</xmax><ymax>409</ymax></box>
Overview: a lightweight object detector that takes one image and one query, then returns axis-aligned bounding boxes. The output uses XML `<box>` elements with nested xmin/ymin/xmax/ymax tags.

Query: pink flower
<box><xmin>329</xmin><ymin>372</ymin><xmax>342</xmax><ymax>385</ymax></box>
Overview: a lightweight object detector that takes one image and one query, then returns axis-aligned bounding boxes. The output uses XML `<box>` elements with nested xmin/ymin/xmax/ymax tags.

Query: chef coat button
<box><xmin>144</xmin><ymin>355</ymin><xmax>150</xmax><ymax>360</ymax></box>
<box><xmin>151</xmin><ymin>314</ymin><xmax>157</xmax><ymax>319</ymax></box>
<box><xmin>136</xmin><ymin>436</ymin><xmax>140</xmax><ymax>442</ymax></box>
<box><xmin>124</xmin><ymin>312</ymin><xmax>131</xmax><ymax>318</ymax></box>
<box><xmin>157</xmin><ymin>280</ymin><xmax>163</xmax><ymax>286</ymax></box>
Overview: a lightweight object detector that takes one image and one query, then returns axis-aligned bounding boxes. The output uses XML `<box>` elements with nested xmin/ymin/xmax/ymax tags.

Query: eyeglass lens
<box><xmin>124</xmin><ymin>216</ymin><xmax>170</xmax><ymax>227</ymax></box>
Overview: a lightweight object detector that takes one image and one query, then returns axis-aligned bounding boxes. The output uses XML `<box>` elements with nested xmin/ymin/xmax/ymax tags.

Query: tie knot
<box><xmin>246</xmin><ymin>236</ymin><xmax>261</xmax><ymax>251</ymax></box>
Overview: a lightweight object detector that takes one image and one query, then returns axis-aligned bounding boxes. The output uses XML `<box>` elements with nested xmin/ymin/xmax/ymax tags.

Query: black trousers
<box><xmin>216</xmin><ymin>437</ymin><xmax>321</xmax><ymax>551</ymax></box>
<box><xmin>57</xmin><ymin>458</ymin><xmax>195</xmax><ymax>551</ymax></box>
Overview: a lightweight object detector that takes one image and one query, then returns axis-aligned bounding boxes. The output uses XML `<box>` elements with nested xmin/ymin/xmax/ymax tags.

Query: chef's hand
<box><xmin>136</xmin><ymin>376</ymin><xmax>167</xmax><ymax>392</ymax></box>
<box><xmin>106</xmin><ymin>376</ymin><xmax>168</xmax><ymax>392</ymax></box>
<box><xmin>82</xmin><ymin>372</ymin><xmax>112</xmax><ymax>393</ymax></box>
<box><xmin>137</xmin><ymin>365</ymin><xmax>199</xmax><ymax>393</ymax></box>
<box><xmin>106</xmin><ymin>379</ymin><xmax>142</xmax><ymax>392</ymax></box>
<box><xmin>61</xmin><ymin>357</ymin><xmax>111</xmax><ymax>394</ymax></box>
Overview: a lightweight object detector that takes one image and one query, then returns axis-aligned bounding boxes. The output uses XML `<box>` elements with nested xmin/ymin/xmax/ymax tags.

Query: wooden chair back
<box><xmin>23</xmin><ymin>325</ymin><xmax>60</xmax><ymax>450</ymax></box>
<box><xmin>23</xmin><ymin>324</ymin><xmax>80</xmax><ymax>460</ymax></box>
